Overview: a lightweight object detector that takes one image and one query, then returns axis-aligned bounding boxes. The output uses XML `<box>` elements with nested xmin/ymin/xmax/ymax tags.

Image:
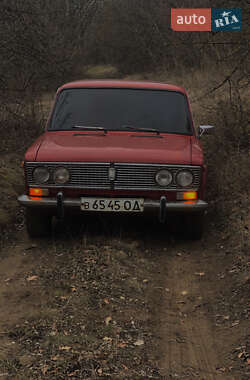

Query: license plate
<box><xmin>80</xmin><ymin>198</ymin><xmax>144</xmax><ymax>212</ymax></box>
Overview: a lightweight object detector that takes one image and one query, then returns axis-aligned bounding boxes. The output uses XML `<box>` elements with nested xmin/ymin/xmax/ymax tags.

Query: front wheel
<box><xmin>184</xmin><ymin>212</ymin><xmax>205</xmax><ymax>240</ymax></box>
<box><xmin>26</xmin><ymin>209</ymin><xmax>52</xmax><ymax>238</ymax></box>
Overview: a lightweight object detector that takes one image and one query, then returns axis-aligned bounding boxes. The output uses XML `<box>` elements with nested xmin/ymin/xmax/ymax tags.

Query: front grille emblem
<box><xmin>108</xmin><ymin>167</ymin><xmax>116</xmax><ymax>181</ymax></box>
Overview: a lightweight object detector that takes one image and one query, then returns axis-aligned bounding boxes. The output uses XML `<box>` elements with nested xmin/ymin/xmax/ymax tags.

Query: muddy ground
<box><xmin>0</xmin><ymin>210</ymin><xmax>249</xmax><ymax>379</ymax></box>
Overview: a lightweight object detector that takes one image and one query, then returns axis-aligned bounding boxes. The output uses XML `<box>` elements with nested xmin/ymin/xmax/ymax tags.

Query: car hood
<box><xmin>34</xmin><ymin>131</ymin><xmax>192</xmax><ymax>164</ymax></box>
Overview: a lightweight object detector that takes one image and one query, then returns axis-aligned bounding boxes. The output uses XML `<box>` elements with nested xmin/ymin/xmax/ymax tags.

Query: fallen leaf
<box><xmin>195</xmin><ymin>272</ymin><xmax>205</xmax><ymax>276</ymax></box>
<box><xmin>104</xmin><ymin>298</ymin><xmax>109</xmax><ymax>304</ymax></box>
<box><xmin>122</xmin><ymin>364</ymin><xmax>129</xmax><ymax>370</ymax></box>
<box><xmin>238</xmin><ymin>352</ymin><xmax>244</xmax><ymax>358</ymax></box>
<box><xmin>217</xmin><ymin>367</ymin><xmax>226</xmax><ymax>372</ymax></box>
<box><xmin>246</xmin><ymin>359</ymin><xmax>250</xmax><ymax>365</ymax></box>
<box><xmin>59</xmin><ymin>346</ymin><xmax>71</xmax><ymax>351</ymax></box>
<box><xmin>134</xmin><ymin>338</ymin><xmax>144</xmax><ymax>346</ymax></box>
<box><xmin>51</xmin><ymin>355</ymin><xmax>60</xmax><ymax>361</ymax></box>
<box><xmin>105</xmin><ymin>316</ymin><xmax>112</xmax><ymax>325</ymax></box>
<box><xmin>26</xmin><ymin>275</ymin><xmax>38</xmax><ymax>281</ymax></box>
<box><xmin>68</xmin><ymin>371</ymin><xmax>79</xmax><ymax>377</ymax></box>
<box><xmin>103</xmin><ymin>336</ymin><xmax>112</xmax><ymax>343</ymax></box>
<box><xmin>117</xmin><ymin>342</ymin><xmax>127</xmax><ymax>348</ymax></box>
<box><xmin>181</xmin><ymin>290</ymin><xmax>188</xmax><ymax>296</ymax></box>
<box><xmin>42</xmin><ymin>365</ymin><xmax>49</xmax><ymax>375</ymax></box>
<box><xmin>231</xmin><ymin>320</ymin><xmax>240</xmax><ymax>327</ymax></box>
<box><xmin>97</xmin><ymin>368</ymin><xmax>102</xmax><ymax>375</ymax></box>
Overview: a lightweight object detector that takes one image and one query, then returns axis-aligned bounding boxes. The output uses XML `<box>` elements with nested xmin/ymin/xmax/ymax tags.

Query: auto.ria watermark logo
<box><xmin>171</xmin><ymin>8</ymin><xmax>242</xmax><ymax>31</ymax></box>
<box><xmin>212</xmin><ymin>9</ymin><xmax>241</xmax><ymax>31</ymax></box>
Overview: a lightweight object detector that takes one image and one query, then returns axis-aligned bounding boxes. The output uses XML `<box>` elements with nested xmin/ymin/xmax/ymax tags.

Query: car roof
<box><xmin>57</xmin><ymin>80</ymin><xmax>187</xmax><ymax>95</ymax></box>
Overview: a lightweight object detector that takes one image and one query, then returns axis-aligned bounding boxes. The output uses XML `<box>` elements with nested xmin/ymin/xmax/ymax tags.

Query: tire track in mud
<box><xmin>158</xmin><ymin>247</ymin><xmax>235</xmax><ymax>380</ymax></box>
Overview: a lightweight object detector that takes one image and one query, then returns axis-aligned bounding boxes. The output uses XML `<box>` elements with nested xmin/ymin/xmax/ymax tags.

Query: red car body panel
<box><xmin>25</xmin><ymin>134</ymin><xmax>45</xmax><ymax>162</ymax></box>
<box><xmin>31</xmin><ymin>131</ymin><xmax>194</xmax><ymax>165</ymax></box>
<box><xmin>190</xmin><ymin>136</ymin><xmax>204</xmax><ymax>165</ymax></box>
<box><xmin>57</xmin><ymin>80</ymin><xmax>188</xmax><ymax>94</ymax></box>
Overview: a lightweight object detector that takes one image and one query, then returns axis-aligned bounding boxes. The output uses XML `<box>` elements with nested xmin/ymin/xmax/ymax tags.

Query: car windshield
<box><xmin>49</xmin><ymin>88</ymin><xmax>193</xmax><ymax>135</ymax></box>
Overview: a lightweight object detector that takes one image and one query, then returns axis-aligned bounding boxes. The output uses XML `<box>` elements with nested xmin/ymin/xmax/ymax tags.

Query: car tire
<box><xmin>184</xmin><ymin>212</ymin><xmax>204</xmax><ymax>240</ymax></box>
<box><xmin>26</xmin><ymin>209</ymin><xmax>52</xmax><ymax>238</ymax></box>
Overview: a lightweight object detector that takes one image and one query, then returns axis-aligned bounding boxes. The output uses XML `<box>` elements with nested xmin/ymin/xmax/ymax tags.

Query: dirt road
<box><xmin>0</xmin><ymin>217</ymin><xmax>249</xmax><ymax>379</ymax></box>
<box><xmin>156</xmin><ymin>245</ymin><xmax>244</xmax><ymax>379</ymax></box>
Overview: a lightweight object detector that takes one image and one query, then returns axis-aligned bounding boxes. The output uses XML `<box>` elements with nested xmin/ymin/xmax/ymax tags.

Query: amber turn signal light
<box><xmin>29</xmin><ymin>188</ymin><xmax>49</xmax><ymax>197</ymax></box>
<box><xmin>177</xmin><ymin>191</ymin><xmax>197</xmax><ymax>201</ymax></box>
<box><xmin>183</xmin><ymin>191</ymin><xmax>197</xmax><ymax>200</ymax></box>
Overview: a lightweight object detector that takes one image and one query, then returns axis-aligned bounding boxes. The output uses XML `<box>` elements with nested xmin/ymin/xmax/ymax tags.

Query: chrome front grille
<box><xmin>26</xmin><ymin>162</ymin><xmax>110</xmax><ymax>189</ymax></box>
<box><xmin>25</xmin><ymin>162</ymin><xmax>202</xmax><ymax>191</ymax></box>
<box><xmin>114</xmin><ymin>163</ymin><xmax>201</xmax><ymax>190</ymax></box>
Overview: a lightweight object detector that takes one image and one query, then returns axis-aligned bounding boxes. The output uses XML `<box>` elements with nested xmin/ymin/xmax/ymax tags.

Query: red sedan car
<box><xmin>18</xmin><ymin>80</ymin><xmax>211</xmax><ymax>239</ymax></box>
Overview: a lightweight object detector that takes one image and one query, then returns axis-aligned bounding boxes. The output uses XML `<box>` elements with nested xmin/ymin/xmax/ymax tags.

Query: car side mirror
<box><xmin>198</xmin><ymin>125</ymin><xmax>215</xmax><ymax>138</ymax></box>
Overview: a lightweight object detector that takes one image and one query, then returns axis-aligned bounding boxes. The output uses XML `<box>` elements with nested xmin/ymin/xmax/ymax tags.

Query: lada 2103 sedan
<box><xmin>18</xmin><ymin>80</ymin><xmax>212</xmax><ymax>239</ymax></box>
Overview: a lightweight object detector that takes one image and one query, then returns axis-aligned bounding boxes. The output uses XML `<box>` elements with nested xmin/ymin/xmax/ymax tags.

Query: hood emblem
<box><xmin>108</xmin><ymin>167</ymin><xmax>116</xmax><ymax>181</ymax></box>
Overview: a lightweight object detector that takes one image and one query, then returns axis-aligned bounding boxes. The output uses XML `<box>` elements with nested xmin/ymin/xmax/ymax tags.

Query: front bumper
<box><xmin>18</xmin><ymin>194</ymin><xmax>208</xmax><ymax>216</ymax></box>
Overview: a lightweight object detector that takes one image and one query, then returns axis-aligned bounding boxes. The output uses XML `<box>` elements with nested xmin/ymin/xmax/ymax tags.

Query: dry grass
<box><xmin>84</xmin><ymin>65</ymin><xmax>119</xmax><ymax>79</ymax></box>
<box><xmin>0</xmin><ymin>155</ymin><xmax>24</xmax><ymax>230</ymax></box>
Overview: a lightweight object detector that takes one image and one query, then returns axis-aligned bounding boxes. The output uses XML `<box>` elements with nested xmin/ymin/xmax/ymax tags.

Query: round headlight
<box><xmin>54</xmin><ymin>167</ymin><xmax>70</xmax><ymax>184</ymax></box>
<box><xmin>176</xmin><ymin>170</ymin><xmax>193</xmax><ymax>187</ymax></box>
<box><xmin>33</xmin><ymin>167</ymin><xmax>50</xmax><ymax>183</ymax></box>
<box><xmin>155</xmin><ymin>170</ymin><xmax>173</xmax><ymax>187</ymax></box>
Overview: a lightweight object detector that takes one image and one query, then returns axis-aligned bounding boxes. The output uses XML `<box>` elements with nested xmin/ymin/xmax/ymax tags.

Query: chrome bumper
<box><xmin>18</xmin><ymin>195</ymin><xmax>208</xmax><ymax>213</ymax></box>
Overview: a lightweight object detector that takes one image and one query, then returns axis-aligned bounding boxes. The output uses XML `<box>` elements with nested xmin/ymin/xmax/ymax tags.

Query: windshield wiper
<box><xmin>122</xmin><ymin>125</ymin><xmax>160</xmax><ymax>135</ymax></box>
<box><xmin>72</xmin><ymin>125</ymin><xmax>107</xmax><ymax>133</ymax></box>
